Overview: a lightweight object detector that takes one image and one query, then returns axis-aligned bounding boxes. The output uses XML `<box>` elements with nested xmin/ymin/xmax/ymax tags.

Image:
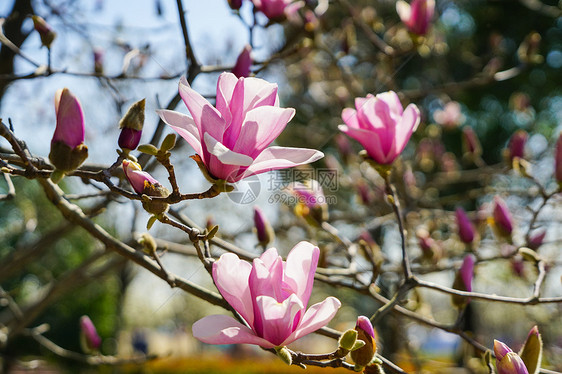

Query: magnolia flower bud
<box><xmin>49</xmin><ymin>88</ymin><xmax>88</xmax><ymax>182</ymax></box>
<box><xmin>231</xmin><ymin>45</ymin><xmax>252</xmax><ymax>78</ymax></box>
<box><xmin>494</xmin><ymin>340</ymin><xmax>529</xmax><ymax>374</ymax></box>
<box><xmin>228</xmin><ymin>0</ymin><xmax>243</xmax><ymax>10</ymax></box>
<box><xmin>350</xmin><ymin>316</ymin><xmax>376</xmax><ymax>369</ymax></box>
<box><xmin>93</xmin><ymin>48</ymin><xmax>104</xmax><ymax>74</ymax></box>
<box><xmin>289</xmin><ymin>180</ymin><xmax>328</xmax><ymax>225</ymax></box>
<box><xmin>335</xmin><ymin>133</ymin><xmax>353</xmax><ymax>163</ymax></box>
<box><xmin>80</xmin><ymin>315</ymin><xmax>101</xmax><ymax>354</ymax></box>
<box><xmin>118</xmin><ymin>99</ymin><xmax>145</xmax><ymax>151</ymax></box>
<box><xmin>507</xmin><ymin>130</ymin><xmax>528</xmax><ymax>162</ymax></box>
<box><xmin>519</xmin><ymin>326</ymin><xmax>542</xmax><ymax>374</ymax></box>
<box><xmin>455</xmin><ymin>207</ymin><xmax>476</xmax><ymax>244</ymax></box>
<box><xmin>32</xmin><ymin>15</ymin><xmax>56</xmax><ymax>48</ymax></box>
<box><xmin>527</xmin><ymin>230</ymin><xmax>546</xmax><ymax>251</ymax></box>
<box><xmin>462</xmin><ymin>126</ymin><xmax>482</xmax><ymax>158</ymax></box>
<box><xmin>452</xmin><ymin>254</ymin><xmax>475</xmax><ymax>307</ymax></box>
<box><xmin>492</xmin><ymin>196</ymin><xmax>514</xmax><ymax>239</ymax></box>
<box><xmin>253</xmin><ymin>206</ymin><xmax>274</xmax><ymax>248</ymax></box>
<box><xmin>396</xmin><ymin>0</ymin><xmax>435</xmax><ymax>36</ymax></box>
<box><xmin>123</xmin><ymin>160</ymin><xmax>169</xmax><ymax>215</ymax></box>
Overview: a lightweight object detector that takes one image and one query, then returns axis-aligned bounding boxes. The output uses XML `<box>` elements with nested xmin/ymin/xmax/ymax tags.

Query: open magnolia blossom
<box><xmin>339</xmin><ymin>91</ymin><xmax>420</xmax><ymax>166</ymax></box>
<box><xmin>158</xmin><ymin>73</ymin><xmax>323</xmax><ymax>183</ymax></box>
<box><xmin>192</xmin><ymin>241</ymin><xmax>341</xmax><ymax>348</ymax></box>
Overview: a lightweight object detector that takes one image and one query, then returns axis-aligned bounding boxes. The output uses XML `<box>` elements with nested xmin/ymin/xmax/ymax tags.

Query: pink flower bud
<box><xmin>351</xmin><ymin>316</ymin><xmax>376</xmax><ymax>368</ymax></box>
<box><xmin>508</xmin><ymin>130</ymin><xmax>528</xmax><ymax>161</ymax></box>
<box><xmin>462</xmin><ymin>126</ymin><xmax>482</xmax><ymax>157</ymax></box>
<box><xmin>451</xmin><ymin>254</ymin><xmax>475</xmax><ymax>307</ymax></box>
<box><xmin>493</xmin><ymin>196</ymin><xmax>514</xmax><ymax>236</ymax></box>
<box><xmin>228</xmin><ymin>0</ymin><xmax>243</xmax><ymax>10</ymax></box>
<box><xmin>335</xmin><ymin>133</ymin><xmax>353</xmax><ymax>163</ymax></box>
<box><xmin>527</xmin><ymin>229</ymin><xmax>546</xmax><ymax>250</ymax></box>
<box><xmin>80</xmin><ymin>315</ymin><xmax>101</xmax><ymax>353</ymax></box>
<box><xmin>49</xmin><ymin>88</ymin><xmax>88</xmax><ymax>174</ymax></box>
<box><xmin>53</xmin><ymin>88</ymin><xmax>85</xmax><ymax>149</ymax></box>
<box><xmin>231</xmin><ymin>45</ymin><xmax>252</xmax><ymax>78</ymax></box>
<box><xmin>122</xmin><ymin>160</ymin><xmax>160</xmax><ymax>195</ymax></box>
<box><xmin>118</xmin><ymin>99</ymin><xmax>145</xmax><ymax>151</ymax></box>
<box><xmin>396</xmin><ymin>0</ymin><xmax>435</xmax><ymax>36</ymax></box>
<box><xmin>123</xmin><ymin>160</ymin><xmax>169</xmax><ymax>214</ymax></box>
<box><xmin>455</xmin><ymin>207</ymin><xmax>475</xmax><ymax>244</ymax></box>
<box><xmin>253</xmin><ymin>206</ymin><xmax>274</xmax><ymax>248</ymax></box>
<box><xmin>494</xmin><ymin>340</ymin><xmax>529</xmax><ymax>374</ymax></box>
<box><xmin>555</xmin><ymin>133</ymin><xmax>562</xmax><ymax>185</ymax></box>
<box><xmin>32</xmin><ymin>15</ymin><xmax>56</xmax><ymax>48</ymax></box>
<box><xmin>93</xmin><ymin>48</ymin><xmax>104</xmax><ymax>74</ymax></box>
<box><xmin>253</xmin><ymin>0</ymin><xmax>303</xmax><ymax>21</ymax></box>
<box><xmin>459</xmin><ymin>254</ymin><xmax>475</xmax><ymax>293</ymax></box>
<box><xmin>289</xmin><ymin>180</ymin><xmax>328</xmax><ymax>224</ymax></box>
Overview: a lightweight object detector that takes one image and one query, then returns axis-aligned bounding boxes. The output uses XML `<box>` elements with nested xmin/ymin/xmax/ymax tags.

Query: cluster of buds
<box><xmin>494</xmin><ymin>326</ymin><xmax>542</xmax><ymax>374</ymax></box>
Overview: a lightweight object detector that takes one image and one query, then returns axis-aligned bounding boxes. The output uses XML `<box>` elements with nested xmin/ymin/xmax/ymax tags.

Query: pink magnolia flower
<box><xmin>231</xmin><ymin>45</ymin><xmax>252</xmax><ymax>78</ymax></box>
<box><xmin>555</xmin><ymin>133</ymin><xmax>562</xmax><ymax>185</ymax></box>
<box><xmin>339</xmin><ymin>91</ymin><xmax>420</xmax><ymax>165</ymax></box>
<box><xmin>433</xmin><ymin>101</ymin><xmax>465</xmax><ymax>129</ymax></box>
<box><xmin>252</xmin><ymin>0</ymin><xmax>303</xmax><ymax>21</ymax></box>
<box><xmin>396</xmin><ymin>0</ymin><xmax>435</xmax><ymax>36</ymax></box>
<box><xmin>455</xmin><ymin>207</ymin><xmax>476</xmax><ymax>244</ymax></box>
<box><xmin>158</xmin><ymin>73</ymin><xmax>323</xmax><ymax>183</ymax></box>
<box><xmin>494</xmin><ymin>340</ymin><xmax>529</xmax><ymax>374</ymax></box>
<box><xmin>80</xmin><ymin>315</ymin><xmax>101</xmax><ymax>353</ymax></box>
<box><xmin>192</xmin><ymin>242</ymin><xmax>341</xmax><ymax>348</ymax></box>
<box><xmin>493</xmin><ymin>196</ymin><xmax>514</xmax><ymax>236</ymax></box>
